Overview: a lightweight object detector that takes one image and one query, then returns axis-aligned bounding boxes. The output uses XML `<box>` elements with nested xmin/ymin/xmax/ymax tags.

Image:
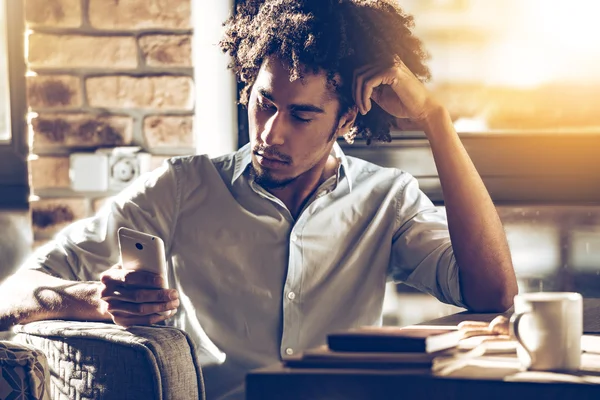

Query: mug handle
<box><xmin>510</xmin><ymin>312</ymin><xmax>535</xmax><ymax>365</ymax></box>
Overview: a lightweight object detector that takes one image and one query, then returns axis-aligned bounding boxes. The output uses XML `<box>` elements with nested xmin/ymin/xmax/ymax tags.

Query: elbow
<box><xmin>459</xmin><ymin>257</ymin><xmax>519</xmax><ymax>313</ymax></box>
<box><xmin>466</xmin><ymin>296</ymin><xmax>513</xmax><ymax>313</ymax></box>
<box><xmin>463</xmin><ymin>281</ymin><xmax>518</xmax><ymax>313</ymax></box>
<box><xmin>494</xmin><ymin>268</ymin><xmax>519</xmax><ymax>312</ymax></box>
<box><xmin>493</xmin><ymin>288</ymin><xmax>517</xmax><ymax>313</ymax></box>
<box><xmin>488</xmin><ymin>280</ymin><xmax>519</xmax><ymax>313</ymax></box>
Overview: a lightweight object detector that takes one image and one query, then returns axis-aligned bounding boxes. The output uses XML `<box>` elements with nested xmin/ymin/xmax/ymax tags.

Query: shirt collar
<box><xmin>231</xmin><ymin>141</ymin><xmax>353</xmax><ymax>192</ymax></box>
<box><xmin>332</xmin><ymin>140</ymin><xmax>353</xmax><ymax>192</ymax></box>
<box><xmin>232</xmin><ymin>143</ymin><xmax>252</xmax><ymax>183</ymax></box>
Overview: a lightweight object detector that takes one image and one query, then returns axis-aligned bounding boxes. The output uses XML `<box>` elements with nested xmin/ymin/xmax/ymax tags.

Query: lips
<box><xmin>255</xmin><ymin>153</ymin><xmax>289</xmax><ymax>168</ymax></box>
<box><xmin>258</xmin><ymin>153</ymin><xmax>286</xmax><ymax>163</ymax></box>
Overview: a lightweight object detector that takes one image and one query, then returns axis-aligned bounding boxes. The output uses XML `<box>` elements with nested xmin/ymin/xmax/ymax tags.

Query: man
<box><xmin>0</xmin><ymin>0</ymin><xmax>517</xmax><ymax>398</ymax></box>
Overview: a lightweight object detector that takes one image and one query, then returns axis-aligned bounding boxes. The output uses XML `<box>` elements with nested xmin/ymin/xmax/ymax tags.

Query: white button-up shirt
<box><xmin>25</xmin><ymin>142</ymin><xmax>464</xmax><ymax>399</ymax></box>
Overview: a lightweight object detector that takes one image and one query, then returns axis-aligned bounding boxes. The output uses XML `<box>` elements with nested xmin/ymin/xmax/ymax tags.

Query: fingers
<box><xmin>100</xmin><ymin>264</ymin><xmax>177</xmax><ymax>327</ymax></box>
<box><xmin>111</xmin><ymin>312</ymin><xmax>172</xmax><ymax>328</ymax></box>
<box><xmin>362</xmin><ymin>70</ymin><xmax>391</xmax><ymax>114</ymax></box>
<box><xmin>101</xmin><ymin>293</ymin><xmax>178</xmax><ymax>326</ymax></box>
<box><xmin>105</xmin><ymin>298</ymin><xmax>180</xmax><ymax>316</ymax></box>
<box><xmin>354</xmin><ymin>65</ymin><xmax>377</xmax><ymax>115</ymax></box>
<box><xmin>353</xmin><ymin>64</ymin><xmax>399</xmax><ymax>115</ymax></box>
<box><xmin>352</xmin><ymin>64</ymin><xmax>374</xmax><ymax>113</ymax></box>
<box><xmin>101</xmin><ymin>266</ymin><xmax>164</xmax><ymax>289</ymax></box>
<box><xmin>101</xmin><ymin>286</ymin><xmax>179</xmax><ymax>303</ymax></box>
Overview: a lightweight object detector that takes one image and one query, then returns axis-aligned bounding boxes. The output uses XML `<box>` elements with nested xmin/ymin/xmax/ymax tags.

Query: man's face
<box><xmin>248</xmin><ymin>57</ymin><xmax>344</xmax><ymax>189</ymax></box>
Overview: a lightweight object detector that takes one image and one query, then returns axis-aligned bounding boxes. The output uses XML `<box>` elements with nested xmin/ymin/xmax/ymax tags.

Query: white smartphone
<box><xmin>117</xmin><ymin>227</ymin><xmax>169</xmax><ymax>289</ymax></box>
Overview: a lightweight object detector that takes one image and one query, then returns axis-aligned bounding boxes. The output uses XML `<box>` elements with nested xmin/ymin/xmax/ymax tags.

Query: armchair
<box><xmin>11</xmin><ymin>320</ymin><xmax>205</xmax><ymax>400</ymax></box>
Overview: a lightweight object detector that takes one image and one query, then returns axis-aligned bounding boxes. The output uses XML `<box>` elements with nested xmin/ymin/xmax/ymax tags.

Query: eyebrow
<box><xmin>258</xmin><ymin>88</ymin><xmax>325</xmax><ymax>114</ymax></box>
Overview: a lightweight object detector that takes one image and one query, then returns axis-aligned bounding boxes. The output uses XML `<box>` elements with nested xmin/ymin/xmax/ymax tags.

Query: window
<box><xmin>406</xmin><ymin>0</ymin><xmax>600</xmax><ymax>133</ymax></box>
<box><xmin>0</xmin><ymin>2</ymin><xmax>27</xmax><ymax>209</ymax></box>
<box><xmin>0</xmin><ymin>2</ymin><xmax>11</xmax><ymax>142</ymax></box>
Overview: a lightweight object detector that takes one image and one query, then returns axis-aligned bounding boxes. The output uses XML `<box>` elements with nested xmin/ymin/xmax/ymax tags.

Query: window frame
<box><xmin>0</xmin><ymin>1</ymin><xmax>28</xmax><ymax>209</ymax></box>
<box><xmin>338</xmin><ymin>131</ymin><xmax>600</xmax><ymax>205</ymax></box>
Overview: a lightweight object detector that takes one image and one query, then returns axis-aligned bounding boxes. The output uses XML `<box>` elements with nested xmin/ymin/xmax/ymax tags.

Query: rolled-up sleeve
<box><xmin>21</xmin><ymin>160</ymin><xmax>181</xmax><ymax>282</ymax></box>
<box><xmin>388</xmin><ymin>175</ymin><xmax>465</xmax><ymax>308</ymax></box>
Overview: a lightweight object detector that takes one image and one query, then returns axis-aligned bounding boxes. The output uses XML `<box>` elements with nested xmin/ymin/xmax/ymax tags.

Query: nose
<box><xmin>260</xmin><ymin>112</ymin><xmax>286</xmax><ymax>146</ymax></box>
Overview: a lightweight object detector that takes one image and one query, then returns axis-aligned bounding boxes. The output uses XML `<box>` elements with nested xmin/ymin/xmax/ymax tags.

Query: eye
<box><xmin>292</xmin><ymin>114</ymin><xmax>312</xmax><ymax>124</ymax></box>
<box><xmin>257</xmin><ymin>99</ymin><xmax>275</xmax><ymax>111</ymax></box>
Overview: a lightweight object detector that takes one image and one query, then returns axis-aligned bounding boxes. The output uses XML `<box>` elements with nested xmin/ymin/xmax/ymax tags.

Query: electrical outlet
<box><xmin>105</xmin><ymin>148</ymin><xmax>151</xmax><ymax>191</ymax></box>
<box><xmin>110</xmin><ymin>156</ymin><xmax>138</xmax><ymax>188</ymax></box>
<box><xmin>70</xmin><ymin>147</ymin><xmax>151</xmax><ymax>193</ymax></box>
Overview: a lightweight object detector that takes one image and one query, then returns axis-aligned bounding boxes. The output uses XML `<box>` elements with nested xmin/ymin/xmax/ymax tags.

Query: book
<box><xmin>327</xmin><ymin>325</ymin><xmax>464</xmax><ymax>354</ymax></box>
<box><xmin>283</xmin><ymin>345</ymin><xmax>444</xmax><ymax>369</ymax></box>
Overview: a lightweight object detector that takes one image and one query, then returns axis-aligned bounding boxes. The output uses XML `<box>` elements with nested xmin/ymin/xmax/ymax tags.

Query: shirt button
<box><xmin>290</xmin><ymin>233</ymin><xmax>298</xmax><ymax>242</ymax></box>
<box><xmin>287</xmin><ymin>291</ymin><xmax>296</xmax><ymax>300</ymax></box>
<box><xmin>285</xmin><ymin>348</ymin><xmax>294</xmax><ymax>355</ymax></box>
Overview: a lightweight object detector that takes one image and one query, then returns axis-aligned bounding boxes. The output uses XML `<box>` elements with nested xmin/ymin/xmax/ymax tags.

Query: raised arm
<box><xmin>354</xmin><ymin>59</ymin><xmax>518</xmax><ymax>312</ymax></box>
<box><xmin>421</xmin><ymin>107</ymin><xmax>517</xmax><ymax>311</ymax></box>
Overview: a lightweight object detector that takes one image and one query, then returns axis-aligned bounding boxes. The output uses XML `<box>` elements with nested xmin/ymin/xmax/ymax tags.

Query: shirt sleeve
<box><xmin>21</xmin><ymin>159</ymin><xmax>181</xmax><ymax>282</ymax></box>
<box><xmin>388</xmin><ymin>174</ymin><xmax>466</xmax><ymax>308</ymax></box>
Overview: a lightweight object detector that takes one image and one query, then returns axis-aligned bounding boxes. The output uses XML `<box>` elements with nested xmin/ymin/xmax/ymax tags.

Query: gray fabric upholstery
<box><xmin>13</xmin><ymin>321</ymin><xmax>205</xmax><ymax>400</ymax></box>
<box><xmin>0</xmin><ymin>340</ymin><xmax>51</xmax><ymax>400</ymax></box>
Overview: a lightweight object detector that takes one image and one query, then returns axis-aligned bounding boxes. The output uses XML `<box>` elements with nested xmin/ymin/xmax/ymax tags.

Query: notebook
<box><xmin>327</xmin><ymin>325</ymin><xmax>464</xmax><ymax>354</ymax></box>
<box><xmin>283</xmin><ymin>345</ymin><xmax>444</xmax><ymax>369</ymax></box>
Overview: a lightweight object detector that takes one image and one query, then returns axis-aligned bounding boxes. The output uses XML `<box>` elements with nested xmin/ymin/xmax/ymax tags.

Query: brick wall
<box><xmin>25</xmin><ymin>0</ymin><xmax>194</xmax><ymax>245</ymax></box>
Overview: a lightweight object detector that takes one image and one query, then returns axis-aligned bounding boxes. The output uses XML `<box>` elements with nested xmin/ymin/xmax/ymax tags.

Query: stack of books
<box><xmin>284</xmin><ymin>325</ymin><xmax>465</xmax><ymax>369</ymax></box>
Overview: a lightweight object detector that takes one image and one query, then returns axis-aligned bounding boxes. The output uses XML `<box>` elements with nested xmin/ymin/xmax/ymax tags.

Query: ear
<box><xmin>336</xmin><ymin>106</ymin><xmax>359</xmax><ymax>136</ymax></box>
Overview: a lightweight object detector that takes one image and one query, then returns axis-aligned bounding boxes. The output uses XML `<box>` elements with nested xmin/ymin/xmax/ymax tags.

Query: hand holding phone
<box><xmin>117</xmin><ymin>227</ymin><xmax>169</xmax><ymax>287</ymax></box>
<box><xmin>99</xmin><ymin>228</ymin><xmax>178</xmax><ymax>327</ymax></box>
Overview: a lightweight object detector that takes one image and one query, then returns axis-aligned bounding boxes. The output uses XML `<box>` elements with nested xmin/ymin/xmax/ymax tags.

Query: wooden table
<box><xmin>246</xmin><ymin>299</ymin><xmax>600</xmax><ymax>400</ymax></box>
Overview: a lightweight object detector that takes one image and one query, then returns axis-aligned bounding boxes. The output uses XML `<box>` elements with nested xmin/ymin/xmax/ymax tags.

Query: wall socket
<box><xmin>70</xmin><ymin>147</ymin><xmax>152</xmax><ymax>192</ymax></box>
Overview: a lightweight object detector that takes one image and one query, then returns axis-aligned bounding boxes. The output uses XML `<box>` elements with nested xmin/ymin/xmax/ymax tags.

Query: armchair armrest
<box><xmin>13</xmin><ymin>320</ymin><xmax>205</xmax><ymax>400</ymax></box>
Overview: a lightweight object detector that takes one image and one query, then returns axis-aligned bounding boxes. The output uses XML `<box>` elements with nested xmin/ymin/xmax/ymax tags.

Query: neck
<box><xmin>269</xmin><ymin>154</ymin><xmax>338</xmax><ymax>219</ymax></box>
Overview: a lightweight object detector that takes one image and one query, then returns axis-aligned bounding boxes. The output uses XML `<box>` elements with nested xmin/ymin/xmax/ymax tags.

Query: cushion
<box><xmin>0</xmin><ymin>340</ymin><xmax>51</xmax><ymax>400</ymax></box>
<box><xmin>13</xmin><ymin>320</ymin><xmax>204</xmax><ymax>400</ymax></box>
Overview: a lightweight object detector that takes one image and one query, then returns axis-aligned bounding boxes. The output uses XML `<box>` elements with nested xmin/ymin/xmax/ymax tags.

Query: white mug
<box><xmin>510</xmin><ymin>292</ymin><xmax>582</xmax><ymax>371</ymax></box>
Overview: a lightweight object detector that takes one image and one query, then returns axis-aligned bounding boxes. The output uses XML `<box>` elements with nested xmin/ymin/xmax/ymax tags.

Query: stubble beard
<box><xmin>251</xmin><ymin>119</ymin><xmax>340</xmax><ymax>189</ymax></box>
<box><xmin>251</xmin><ymin>159</ymin><xmax>298</xmax><ymax>189</ymax></box>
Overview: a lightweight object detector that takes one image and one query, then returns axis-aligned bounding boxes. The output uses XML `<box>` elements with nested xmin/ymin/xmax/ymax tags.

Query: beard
<box><xmin>251</xmin><ymin>121</ymin><xmax>339</xmax><ymax>189</ymax></box>
<box><xmin>250</xmin><ymin>157</ymin><xmax>298</xmax><ymax>189</ymax></box>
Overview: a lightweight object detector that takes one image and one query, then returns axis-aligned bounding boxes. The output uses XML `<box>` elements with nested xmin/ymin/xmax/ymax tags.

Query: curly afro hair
<box><xmin>220</xmin><ymin>0</ymin><xmax>431</xmax><ymax>144</ymax></box>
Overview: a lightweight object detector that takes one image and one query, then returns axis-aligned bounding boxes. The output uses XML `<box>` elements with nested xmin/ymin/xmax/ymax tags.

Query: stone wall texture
<box><xmin>26</xmin><ymin>0</ymin><xmax>195</xmax><ymax>241</ymax></box>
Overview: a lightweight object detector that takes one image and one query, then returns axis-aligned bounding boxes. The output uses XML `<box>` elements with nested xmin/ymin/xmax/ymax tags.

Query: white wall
<box><xmin>192</xmin><ymin>0</ymin><xmax>238</xmax><ymax>157</ymax></box>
